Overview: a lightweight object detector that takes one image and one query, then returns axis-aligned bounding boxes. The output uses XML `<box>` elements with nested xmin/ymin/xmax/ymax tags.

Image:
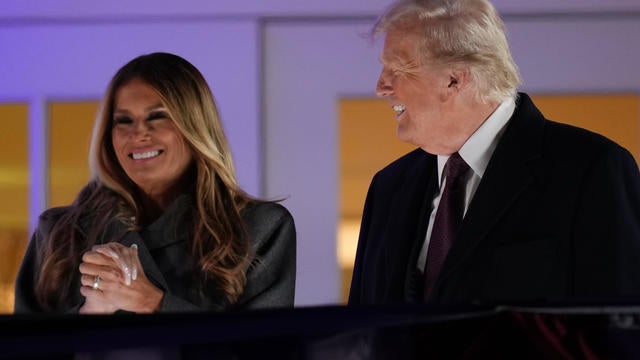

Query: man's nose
<box><xmin>376</xmin><ymin>68</ymin><xmax>393</xmax><ymax>98</ymax></box>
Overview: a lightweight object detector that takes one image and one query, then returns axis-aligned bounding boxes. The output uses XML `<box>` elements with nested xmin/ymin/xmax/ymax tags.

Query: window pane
<box><xmin>49</xmin><ymin>102</ymin><xmax>98</xmax><ymax>207</ymax></box>
<box><xmin>0</xmin><ymin>103</ymin><xmax>29</xmax><ymax>314</ymax></box>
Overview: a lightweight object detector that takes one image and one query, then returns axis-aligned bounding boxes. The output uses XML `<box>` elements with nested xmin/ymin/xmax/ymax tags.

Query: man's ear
<box><xmin>447</xmin><ymin>67</ymin><xmax>470</xmax><ymax>91</ymax></box>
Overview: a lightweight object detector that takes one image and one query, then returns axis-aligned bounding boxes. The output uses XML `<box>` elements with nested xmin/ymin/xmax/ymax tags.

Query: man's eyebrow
<box><xmin>379</xmin><ymin>54</ymin><xmax>399</xmax><ymax>66</ymax></box>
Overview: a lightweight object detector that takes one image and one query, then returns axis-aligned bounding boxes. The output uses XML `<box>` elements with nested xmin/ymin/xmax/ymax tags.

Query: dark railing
<box><xmin>2</xmin><ymin>304</ymin><xmax>640</xmax><ymax>359</ymax></box>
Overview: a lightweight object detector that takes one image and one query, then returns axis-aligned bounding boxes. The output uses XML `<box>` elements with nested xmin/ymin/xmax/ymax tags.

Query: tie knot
<box><xmin>446</xmin><ymin>152</ymin><xmax>469</xmax><ymax>180</ymax></box>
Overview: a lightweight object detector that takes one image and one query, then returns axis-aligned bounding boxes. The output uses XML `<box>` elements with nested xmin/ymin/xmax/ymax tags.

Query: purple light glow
<box><xmin>27</xmin><ymin>98</ymin><xmax>47</xmax><ymax>235</ymax></box>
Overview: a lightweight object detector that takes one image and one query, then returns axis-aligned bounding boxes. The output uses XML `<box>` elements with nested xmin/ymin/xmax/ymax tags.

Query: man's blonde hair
<box><xmin>374</xmin><ymin>0</ymin><xmax>521</xmax><ymax>103</ymax></box>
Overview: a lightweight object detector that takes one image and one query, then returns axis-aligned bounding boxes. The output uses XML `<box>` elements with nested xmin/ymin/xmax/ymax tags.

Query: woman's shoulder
<box><xmin>241</xmin><ymin>201</ymin><xmax>296</xmax><ymax>283</ymax></box>
<box><xmin>241</xmin><ymin>201</ymin><xmax>295</xmax><ymax>247</ymax></box>
<box><xmin>30</xmin><ymin>206</ymin><xmax>78</xmax><ymax>246</ymax></box>
<box><xmin>241</xmin><ymin>201</ymin><xmax>294</xmax><ymax>228</ymax></box>
<box><xmin>37</xmin><ymin>206</ymin><xmax>75</xmax><ymax>228</ymax></box>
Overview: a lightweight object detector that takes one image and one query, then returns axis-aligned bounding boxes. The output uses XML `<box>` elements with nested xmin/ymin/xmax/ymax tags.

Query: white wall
<box><xmin>507</xmin><ymin>17</ymin><xmax>640</xmax><ymax>93</ymax></box>
<box><xmin>264</xmin><ymin>21</ymin><xmax>381</xmax><ymax>306</ymax></box>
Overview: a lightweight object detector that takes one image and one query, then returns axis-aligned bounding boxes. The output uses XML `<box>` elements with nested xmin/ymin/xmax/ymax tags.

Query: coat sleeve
<box><xmin>237</xmin><ymin>203</ymin><xmax>297</xmax><ymax>309</ymax></box>
<box><xmin>158</xmin><ymin>202</ymin><xmax>297</xmax><ymax>312</ymax></box>
<box><xmin>158</xmin><ymin>293</ymin><xmax>202</xmax><ymax>312</ymax></box>
<box><xmin>573</xmin><ymin>144</ymin><xmax>640</xmax><ymax>299</ymax></box>
<box><xmin>13</xmin><ymin>231</ymin><xmax>44</xmax><ymax>313</ymax></box>
<box><xmin>14</xmin><ymin>208</ymin><xmax>82</xmax><ymax>314</ymax></box>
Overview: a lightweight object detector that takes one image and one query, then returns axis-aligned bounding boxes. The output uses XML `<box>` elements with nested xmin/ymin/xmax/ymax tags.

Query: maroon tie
<box><xmin>424</xmin><ymin>152</ymin><xmax>470</xmax><ymax>299</ymax></box>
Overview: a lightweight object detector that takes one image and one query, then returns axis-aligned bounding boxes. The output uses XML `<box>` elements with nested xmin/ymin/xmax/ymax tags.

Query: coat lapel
<box><xmin>402</xmin><ymin>164</ymin><xmax>439</xmax><ymax>302</ymax></box>
<box><xmin>118</xmin><ymin>230</ymin><xmax>170</xmax><ymax>291</ymax></box>
<box><xmin>76</xmin><ymin>194</ymin><xmax>194</xmax><ymax>296</ymax></box>
<box><xmin>380</xmin><ymin>151</ymin><xmax>438</xmax><ymax>302</ymax></box>
<box><xmin>96</xmin><ymin>216</ymin><xmax>171</xmax><ymax>291</ymax></box>
<box><xmin>437</xmin><ymin>94</ymin><xmax>545</xmax><ymax>288</ymax></box>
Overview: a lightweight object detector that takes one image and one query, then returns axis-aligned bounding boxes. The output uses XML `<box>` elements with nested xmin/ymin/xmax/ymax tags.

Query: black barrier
<box><xmin>2</xmin><ymin>304</ymin><xmax>640</xmax><ymax>359</ymax></box>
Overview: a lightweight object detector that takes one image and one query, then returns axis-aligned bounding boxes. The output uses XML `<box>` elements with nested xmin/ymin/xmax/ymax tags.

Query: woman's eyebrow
<box><xmin>113</xmin><ymin>104</ymin><xmax>166</xmax><ymax>115</ymax></box>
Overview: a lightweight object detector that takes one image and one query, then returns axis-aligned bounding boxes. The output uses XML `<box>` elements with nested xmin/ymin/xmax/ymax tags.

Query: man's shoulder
<box><xmin>544</xmin><ymin>120</ymin><xmax>630</xmax><ymax>158</ymax></box>
<box><xmin>528</xmin><ymin>119</ymin><xmax>640</xmax><ymax>179</ymax></box>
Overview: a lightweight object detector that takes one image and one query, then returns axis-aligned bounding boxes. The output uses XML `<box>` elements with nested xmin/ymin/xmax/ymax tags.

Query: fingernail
<box><xmin>108</xmin><ymin>249</ymin><xmax>119</xmax><ymax>259</ymax></box>
<box><xmin>132</xmin><ymin>267</ymin><xmax>138</xmax><ymax>281</ymax></box>
<box><xmin>122</xmin><ymin>263</ymin><xmax>131</xmax><ymax>285</ymax></box>
<box><xmin>131</xmin><ymin>244</ymin><xmax>138</xmax><ymax>250</ymax></box>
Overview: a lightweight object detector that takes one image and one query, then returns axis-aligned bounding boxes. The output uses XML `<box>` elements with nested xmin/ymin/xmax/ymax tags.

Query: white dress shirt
<box><xmin>417</xmin><ymin>97</ymin><xmax>517</xmax><ymax>272</ymax></box>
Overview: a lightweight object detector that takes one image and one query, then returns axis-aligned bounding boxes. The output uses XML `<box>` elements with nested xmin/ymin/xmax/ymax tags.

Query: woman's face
<box><xmin>111</xmin><ymin>78</ymin><xmax>193</xmax><ymax>200</ymax></box>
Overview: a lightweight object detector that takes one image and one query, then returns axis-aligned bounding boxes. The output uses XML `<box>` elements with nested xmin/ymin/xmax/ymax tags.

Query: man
<box><xmin>349</xmin><ymin>0</ymin><xmax>640</xmax><ymax>305</ymax></box>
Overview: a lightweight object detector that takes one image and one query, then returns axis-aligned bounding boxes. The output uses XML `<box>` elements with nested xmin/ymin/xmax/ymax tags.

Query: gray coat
<box><xmin>14</xmin><ymin>195</ymin><xmax>296</xmax><ymax>313</ymax></box>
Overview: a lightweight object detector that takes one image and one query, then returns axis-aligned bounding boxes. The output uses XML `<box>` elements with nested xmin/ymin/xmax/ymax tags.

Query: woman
<box><xmin>14</xmin><ymin>52</ymin><xmax>296</xmax><ymax>313</ymax></box>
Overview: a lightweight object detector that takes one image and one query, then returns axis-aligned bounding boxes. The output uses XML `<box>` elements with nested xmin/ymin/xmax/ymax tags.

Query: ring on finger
<box><xmin>92</xmin><ymin>275</ymin><xmax>101</xmax><ymax>290</ymax></box>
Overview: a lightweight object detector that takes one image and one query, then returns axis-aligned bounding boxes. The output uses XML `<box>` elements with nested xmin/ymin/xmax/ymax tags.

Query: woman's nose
<box><xmin>132</xmin><ymin>121</ymin><xmax>151</xmax><ymax>139</ymax></box>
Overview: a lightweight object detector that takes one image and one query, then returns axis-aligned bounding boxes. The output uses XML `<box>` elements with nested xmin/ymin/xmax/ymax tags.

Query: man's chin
<box><xmin>396</xmin><ymin>128</ymin><xmax>420</xmax><ymax>147</ymax></box>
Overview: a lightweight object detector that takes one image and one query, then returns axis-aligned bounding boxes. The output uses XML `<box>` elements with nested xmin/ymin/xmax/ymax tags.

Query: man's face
<box><xmin>376</xmin><ymin>27</ymin><xmax>459</xmax><ymax>154</ymax></box>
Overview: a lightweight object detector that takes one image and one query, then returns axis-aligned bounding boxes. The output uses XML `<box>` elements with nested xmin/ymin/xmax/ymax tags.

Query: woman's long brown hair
<box><xmin>36</xmin><ymin>53</ymin><xmax>254</xmax><ymax>310</ymax></box>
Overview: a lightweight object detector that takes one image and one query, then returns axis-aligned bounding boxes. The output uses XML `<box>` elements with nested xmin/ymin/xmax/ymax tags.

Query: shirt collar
<box><xmin>436</xmin><ymin>96</ymin><xmax>516</xmax><ymax>185</ymax></box>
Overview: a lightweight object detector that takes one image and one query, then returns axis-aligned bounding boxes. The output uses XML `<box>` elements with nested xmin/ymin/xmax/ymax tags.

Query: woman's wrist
<box><xmin>140</xmin><ymin>289</ymin><xmax>164</xmax><ymax>313</ymax></box>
